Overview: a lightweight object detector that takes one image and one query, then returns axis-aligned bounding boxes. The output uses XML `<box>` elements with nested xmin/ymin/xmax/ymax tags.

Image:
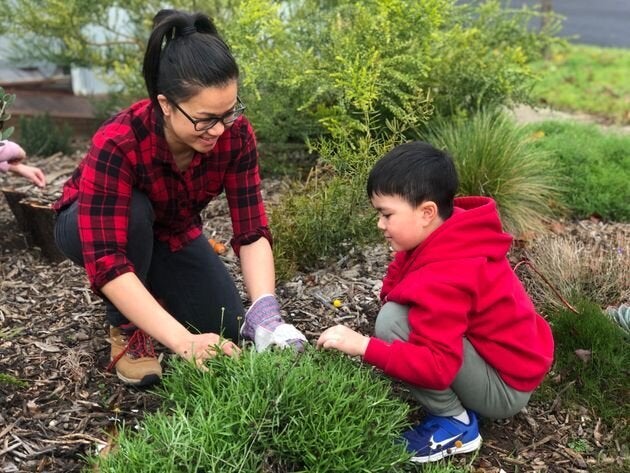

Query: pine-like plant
<box><xmin>90</xmin><ymin>348</ymin><xmax>412</xmax><ymax>472</ymax></box>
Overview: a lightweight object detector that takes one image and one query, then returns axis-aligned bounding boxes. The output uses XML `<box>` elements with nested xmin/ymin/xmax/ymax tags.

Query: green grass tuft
<box><xmin>90</xmin><ymin>348</ymin><xmax>412</xmax><ymax>472</ymax></box>
<box><xmin>542</xmin><ymin>300</ymin><xmax>629</xmax><ymax>434</ymax></box>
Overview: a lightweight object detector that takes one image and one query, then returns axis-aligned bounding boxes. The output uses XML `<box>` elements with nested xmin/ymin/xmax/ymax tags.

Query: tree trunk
<box><xmin>2</xmin><ymin>188</ymin><xmax>66</xmax><ymax>263</ymax></box>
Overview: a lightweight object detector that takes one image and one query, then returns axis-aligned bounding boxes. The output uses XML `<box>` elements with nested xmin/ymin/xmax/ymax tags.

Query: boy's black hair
<box><xmin>143</xmin><ymin>9</ymin><xmax>239</xmax><ymax>111</ymax></box>
<box><xmin>367</xmin><ymin>141</ymin><xmax>459</xmax><ymax>219</ymax></box>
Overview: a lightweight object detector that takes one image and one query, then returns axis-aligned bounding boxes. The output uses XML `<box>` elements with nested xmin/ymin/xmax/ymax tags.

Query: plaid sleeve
<box><xmin>78</xmin><ymin>136</ymin><xmax>136</xmax><ymax>293</ymax></box>
<box><xmin>223</xmin><ymin>119</ymin><xmax>272</xmax><ymax>256</ymax></box>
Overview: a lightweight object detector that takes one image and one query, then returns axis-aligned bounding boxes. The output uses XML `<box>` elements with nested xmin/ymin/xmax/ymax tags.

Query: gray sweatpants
<box><xmin>375</xmin><ymin>302</ymin><xmax>532</xmax><ymax>419</ymax></box>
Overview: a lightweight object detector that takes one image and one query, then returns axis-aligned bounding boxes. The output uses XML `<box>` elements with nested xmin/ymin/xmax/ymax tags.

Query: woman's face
<box><xmin>158</xmin><ymin>80</ymin><xmax>239</xmax><ymax>154</ymax></box>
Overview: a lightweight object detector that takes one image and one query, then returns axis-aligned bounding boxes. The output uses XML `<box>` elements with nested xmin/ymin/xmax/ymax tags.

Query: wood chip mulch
<box><xmin>1</xmin><ymin>151</ymin><xmax>627</xmax><ymax>472</ymax></box>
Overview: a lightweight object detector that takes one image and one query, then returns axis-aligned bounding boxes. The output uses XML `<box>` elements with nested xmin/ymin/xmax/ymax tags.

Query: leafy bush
<box><xmin>271</xmin><ymin>119</ymin><xmax>408</xmax><ymax>277</ymax></box>
<box><xmin>521</xmin><ymin>234</ymin><xmax>629</xmax><ymax>312</ymax></box>
<box><xmin>90</xmin><ymin>348</ymin><xmax>411</xmax><ymax>472</ymax></box>
<box><xmin>18</xmin><ymin>114</ymin><xmax>72</xmax><ymax>157</ymax></box>
<box><xmin>423</xmin><ymin>110</ymin><xmax>564</xmax><ymax>238</ymax></box>
<box><xmin>0</xmin><ymin>0</ymin><xmax>559</xmax><ymax>143</ymax></box>
<box><xmin>0</xmin><ymin>86</ymin><xmax>16</xmax><ymax>141</ymax></box>
<box><xmin>524</xmin><ymin>120</ymin><xmax>630</xmax><ymax>221</ymax></box>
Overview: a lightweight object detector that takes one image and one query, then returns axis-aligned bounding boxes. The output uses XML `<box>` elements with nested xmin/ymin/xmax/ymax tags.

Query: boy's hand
<box><xmin>317</xmin><ymin>325</ymin><xmax>369</xmax><ymax>357</ymax></box>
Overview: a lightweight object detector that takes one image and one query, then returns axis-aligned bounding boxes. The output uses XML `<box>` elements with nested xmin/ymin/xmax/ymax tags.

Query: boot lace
<box><xmin>107</xmin><ymin>328</ymin><xmax>156</xmax><ymax>372</ymax></box>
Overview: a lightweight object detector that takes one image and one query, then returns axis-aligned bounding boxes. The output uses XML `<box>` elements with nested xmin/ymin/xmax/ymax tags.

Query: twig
<box><xmin>514</xmin><ymin>259</ymin><xmax>579</xmax><ymax>314</ymax></box>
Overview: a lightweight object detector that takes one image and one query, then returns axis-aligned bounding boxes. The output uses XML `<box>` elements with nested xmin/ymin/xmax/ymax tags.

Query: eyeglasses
<box><xmin>168</xmin><ymin>96</ymin><xmax>246</xmax><ymax>132</ymax></box>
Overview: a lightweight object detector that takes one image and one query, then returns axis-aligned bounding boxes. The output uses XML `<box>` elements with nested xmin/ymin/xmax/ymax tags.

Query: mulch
<box><xmin>0</xmin><ymin>150</ymin><xmax>627</xmax><ymax>472</ymax></box>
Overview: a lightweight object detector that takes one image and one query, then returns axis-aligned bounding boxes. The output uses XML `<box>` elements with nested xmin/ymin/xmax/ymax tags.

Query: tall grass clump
<box><xmin>89</xmin><ymin>348</ymin><xmax>412</xmax><ymax>473</ymax></box>
<box><xmin>423</xmin><ymin>110</ymin><xmax>564</xmax><ymax>237</ymax></box>
<box><xmin>522</xmin><ymin>234</ymin><xmax>629</xmax><ymax>312</ymax></box>
<box><xmin>524</xmin><ymin>120</ymin><xmax>630</xmax><ymax>221</ymax></box>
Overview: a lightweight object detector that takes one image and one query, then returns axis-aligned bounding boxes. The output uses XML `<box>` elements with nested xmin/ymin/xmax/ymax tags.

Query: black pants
<box><xmin>54</xmin><ymin>190</ymin><xmax>243</xmax><ymax>341</ymax></box>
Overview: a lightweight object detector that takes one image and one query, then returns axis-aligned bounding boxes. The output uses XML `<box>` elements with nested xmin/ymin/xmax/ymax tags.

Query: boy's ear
<box><xmin>419</xmin><ymin>201</ymin><xmax>439</xmax><ymax>223</ymax></box>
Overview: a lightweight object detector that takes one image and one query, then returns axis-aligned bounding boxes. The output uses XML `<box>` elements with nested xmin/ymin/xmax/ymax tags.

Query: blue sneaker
<box><xmin>401</xmin><ymin>411</ymin><xmax>482</xmax><ymax>463</ymax></box>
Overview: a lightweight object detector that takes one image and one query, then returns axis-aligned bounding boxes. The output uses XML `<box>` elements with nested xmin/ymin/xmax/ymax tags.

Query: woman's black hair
<box><xmin>143</xmin><ymin>9</ymin><xmax>239</xmax><ymax>109</ymax></box>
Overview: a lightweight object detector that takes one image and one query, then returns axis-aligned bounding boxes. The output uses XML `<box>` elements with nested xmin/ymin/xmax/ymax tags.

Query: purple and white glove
<box><xmin>240</xmin><ymin>294</ymin><xmax>307</xmax><ymax>352</ymax></box>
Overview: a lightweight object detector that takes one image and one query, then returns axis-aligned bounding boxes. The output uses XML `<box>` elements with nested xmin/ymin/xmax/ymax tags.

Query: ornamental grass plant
<box><xmin>89</xmin><ymin>348</ymin><xmax>412</xmax><ymax>473</ymax></box>
<box><xmin>423</xmin><ymin>110</ymin><xmax>564</xmax><ymax>238</ymax></box>
<box><xmin>522</xmin><ymin>234</ymin><xmax>629</xmax><ymax>312</ymax></box>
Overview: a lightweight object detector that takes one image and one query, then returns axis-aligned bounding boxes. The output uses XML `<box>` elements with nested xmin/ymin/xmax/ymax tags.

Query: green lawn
<box><xmin>531</xmin><ymin>44</ymin><xmax>630</xmax><ymax>124</ymax></box>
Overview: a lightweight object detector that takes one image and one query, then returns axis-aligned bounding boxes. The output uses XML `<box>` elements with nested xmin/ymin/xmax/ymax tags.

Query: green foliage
<box><xmin>89</xmin><ymin>348</ymin><xmax>412</xmax><ymax>472</ymax></box>
<box><xmin>18</xmin><ymin>114</ymin><xmax>73</xmax><ymax>157</ymax></box>
<box><xmin>423</xmin><ymin>110</ymin><xmax>564</xmax><ymax>238</ymax></box>
<box><xmin>271</xmin><ymin>118</ymin><xmax>408</xmax><ymax>277</ymax></box>
<box><xmin>531</xmin><ymin>44</ymin><xmax>630</xmax><ymax>125</ymax></box>
<box><xmin>0</xmin><ymin>86</ymin><xmax>16</xmax><ymax>140</ymax></box>
<box><xmin>0</xmin><ymin>0</ymin><xmax>558</xmax><ymax>143</ymax></box>
<box><xmin>544</xmin><ymin>301</ymin><xmax>630</xmax><ymax>430</ymax></box>
<box><xmin>427</xmin><ymin>0</ymin><xmax>563</xmax><ymax>117</ymax></box>
<box><xmin>0</xmin><ymin>373</ymin><xmax>27</xmax><ymax>389</ymax></box>
<box><xmin>524</xmin><ymin>120</ymin><xmax>630</xmax><ymax>221</ymax></box>
<box><xmin>20</xmin><ymin>113</ymin><xmax>72</xmax><ymax>156</ymax></box>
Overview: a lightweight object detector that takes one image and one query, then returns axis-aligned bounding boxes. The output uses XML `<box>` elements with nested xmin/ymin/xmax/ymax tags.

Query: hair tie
<box><xmin>181</xmin><ymin>25</ymin><xmax>197</xmax><ymax>37</ymax></box>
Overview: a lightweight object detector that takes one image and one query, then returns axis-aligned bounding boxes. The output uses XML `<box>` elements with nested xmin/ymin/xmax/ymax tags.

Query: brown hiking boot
<box><xmin>107</xmin><ymin>325</ymin><xmax>162</xmax><ymax>387</ymax></box>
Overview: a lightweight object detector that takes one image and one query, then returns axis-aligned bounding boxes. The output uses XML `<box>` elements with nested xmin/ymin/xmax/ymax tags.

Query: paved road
<box><xmin>508</xmin><ymin>0</ymin><xmax>630</xmax><ymax>48</ymax></box>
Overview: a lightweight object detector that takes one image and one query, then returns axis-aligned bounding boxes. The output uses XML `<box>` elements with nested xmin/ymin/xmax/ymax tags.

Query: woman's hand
<box><xmin>176</xmin><ymin>333</ymin><xmax>241</xmax><ymax>366</ymax></box>
<box><xmin>317</xmin><ymin>325</ymin><xmax>370</xmax><ymax>357</ymax></box>
<box><xmin>9</xmin><ymin>163</ymin><xmax>46</xmax><ymax>187</ymax></box>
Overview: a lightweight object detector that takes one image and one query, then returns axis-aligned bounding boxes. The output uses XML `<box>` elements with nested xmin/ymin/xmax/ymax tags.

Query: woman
<box><xmin>53</xmin><ymin>9</ymin><xmax>306</xmax><ymax>387</ymax></box>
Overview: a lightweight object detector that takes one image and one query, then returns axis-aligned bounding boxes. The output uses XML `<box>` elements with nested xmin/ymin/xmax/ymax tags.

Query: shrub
<box><xmin>0</xmin><ymin>1</ymin><xmax>559</xmax><ymax>143</ymax></box>
<box><xmin>271</xmin><ymin>120</ymin><xmax>407</xmax><ymax>278</ymax></box>
<box><xmin>90</xmin><ymin>348</ymin><xmax>412</xmax><ymax>472</ymax></box>
<box><xmin>524</xmin><ymin>120</ymin><xmax>630</xmax><ymax>221</ymax></box>
<box><xmin>521</xmin><ymin>234</ymin><xmax>629</xmax><ymax>312</ymax></box>
<box><xmin>18</xmin><ymin>114</ymin><xmax>72</xmax><ymax>156</ymax></box>
<box><xmin>423</xmin><ymin>110</ymin><xmax>564</xmax><ymax>238</ymax></box>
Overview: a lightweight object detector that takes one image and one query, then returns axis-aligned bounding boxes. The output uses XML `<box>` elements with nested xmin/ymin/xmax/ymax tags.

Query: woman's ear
<box><xmin>157</xmin><ymin>94</ymin><xmax>171</xmax><ymax>117</ymax></box>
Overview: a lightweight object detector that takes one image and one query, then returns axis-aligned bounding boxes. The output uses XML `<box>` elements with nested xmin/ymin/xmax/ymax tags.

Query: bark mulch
<box><xmin>1</xmin><ymin>151</ymin><xmax>627</xmax><ymax>472</ymax></box>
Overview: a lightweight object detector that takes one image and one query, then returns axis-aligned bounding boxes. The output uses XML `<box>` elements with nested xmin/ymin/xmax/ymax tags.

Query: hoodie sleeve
<box><xmin>365</xmin><ymin>261</ymin><xmax>476</xmax><ymax>390</ymax></box>
<box><xmin>0</xmin><ymin>140</ymin><xmax>26</xmax><ymax>172</ymax></box>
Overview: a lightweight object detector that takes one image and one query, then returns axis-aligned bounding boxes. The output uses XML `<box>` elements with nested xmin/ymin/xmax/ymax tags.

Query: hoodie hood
<box><xmin>410</xmin><ymin>196</ymin><xmax>512</xmax><ymax>266</ymax></box>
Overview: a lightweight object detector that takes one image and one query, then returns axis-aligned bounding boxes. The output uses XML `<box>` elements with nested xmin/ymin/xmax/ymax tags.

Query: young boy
<box><xmin>317</xmin><ymin>141</ymin><xmax>554</xmax><ymax>463</ymax></box>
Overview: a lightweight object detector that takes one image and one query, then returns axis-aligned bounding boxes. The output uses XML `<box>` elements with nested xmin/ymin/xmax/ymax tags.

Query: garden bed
<box><xmin>0</xmin><ymin>151</ymin><xmax>627</xmax><ymax>472</ymax></box>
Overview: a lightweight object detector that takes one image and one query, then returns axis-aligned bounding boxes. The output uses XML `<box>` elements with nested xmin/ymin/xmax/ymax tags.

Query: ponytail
<box><xmin>142</xmin><ymin>9</ymin><xmax>239</xmax><ymax>109</ymax></box>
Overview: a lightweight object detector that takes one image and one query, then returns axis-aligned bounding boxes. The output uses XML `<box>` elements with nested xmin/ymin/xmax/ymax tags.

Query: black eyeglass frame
<box><xmin>167</xmin><ymin>96</ymin><xmax>246</xmax><ymax>132</ymax></box>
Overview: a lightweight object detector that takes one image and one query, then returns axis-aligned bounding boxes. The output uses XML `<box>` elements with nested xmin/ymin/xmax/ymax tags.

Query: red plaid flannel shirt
<box><xmin>53</xmin><ymin>99</ymin><xmax>271</xmax><ymax>292</ymax></box>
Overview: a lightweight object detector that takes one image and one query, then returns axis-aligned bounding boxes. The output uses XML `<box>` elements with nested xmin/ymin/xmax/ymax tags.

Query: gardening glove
<box><xmin>240</xmin><ymin>294</ymin><xmax>307</xmax><ymax>353</ymax></box>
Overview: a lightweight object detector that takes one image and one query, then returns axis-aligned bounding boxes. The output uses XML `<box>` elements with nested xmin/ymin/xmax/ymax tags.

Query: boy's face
<box><xmin>370</xmin><ymin>194</ymin><xmax>436</xmax><ymax>252</ymax></box>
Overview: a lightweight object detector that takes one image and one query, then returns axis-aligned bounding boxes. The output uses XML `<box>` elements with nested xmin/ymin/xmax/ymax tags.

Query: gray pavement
<box><xmin>507</xmin><ymin>0</ymin><xmax>630</xmax><ymax>48</ymax></box>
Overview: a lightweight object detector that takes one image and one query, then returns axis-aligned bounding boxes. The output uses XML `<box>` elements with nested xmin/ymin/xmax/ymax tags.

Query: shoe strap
<box><xmin>107</xmin><ymin>329</ymin><xmax>157</xmax><ymax>372</ymax></box>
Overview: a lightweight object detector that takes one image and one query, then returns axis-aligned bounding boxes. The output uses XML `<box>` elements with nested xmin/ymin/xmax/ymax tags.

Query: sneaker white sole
<box><xmin>410</xmin><ymin>435</ymin><xmax>482</xmax><ymax>463</ymax></box>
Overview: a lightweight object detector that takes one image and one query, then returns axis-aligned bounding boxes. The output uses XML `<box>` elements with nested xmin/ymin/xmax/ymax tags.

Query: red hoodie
<box><xmin>363</xmin><ymin>196</ymin><xmax>554</xmax><ymax>392</ymax></box>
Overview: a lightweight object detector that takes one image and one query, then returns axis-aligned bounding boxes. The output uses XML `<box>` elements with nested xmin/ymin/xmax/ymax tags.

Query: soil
<box><xmin>0</xmin><ymin>145</ymin><xmax>628</xmax><ymax>473</ymax></box>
